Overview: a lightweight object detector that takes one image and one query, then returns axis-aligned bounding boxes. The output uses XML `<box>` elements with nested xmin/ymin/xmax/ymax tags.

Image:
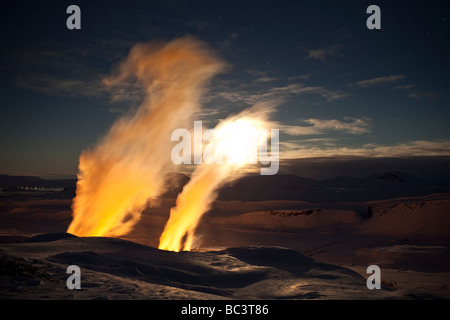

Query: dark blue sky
<box><xmin>1</xmin><ymin>0</ymin><xmax>449</xmax><ymax>178</ymax></box>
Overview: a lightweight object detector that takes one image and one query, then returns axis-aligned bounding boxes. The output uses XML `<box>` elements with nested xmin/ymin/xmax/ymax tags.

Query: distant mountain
<box><xmin>321</xmin><ymin>176</ymin><xmax>369</xmax><ymax>188</ymax></box>
<box><xmin>372</xmin><ymin>172</ymin><xmax>406</xmax><ymax>182</ymax></box>
<box><xmin>0</xmin><ymin>174</ymin><xmax>46</xmax><ymax>186</ymax></box>
<box><xmin>160</xmin><ymin>172</ymin><xmax>190</xmax><ymax>198</ymax></box>
<box><xmin>218</xmin><ymin>174</ymin><xmax>321</xmax><ymax>201</ymax></box>
<box><xmin>0</xmin><ymin>175</ymin><xmax>76</xmax><ymax>189</ymax></box>
<box><xmin>2</xmin><ymin>171</ymin><xmax>449</xmax><ymax>203</ymax></box>
<box><xmin>218</xmin><ymin>172</ymin><xmax>450</xmax><ymax>203</ymax></box>
<box><xmin>364</xmin><ymin>171</ymin><xmax>428</xmax><ymax>183</ymax></box>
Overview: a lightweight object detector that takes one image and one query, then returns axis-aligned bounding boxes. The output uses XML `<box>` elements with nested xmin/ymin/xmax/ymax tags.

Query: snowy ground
<box><xmin>0</xmin><ymin>185</ymin><xmax>449</xmax><ymax>299</ymax></box>
<box><xmin>1</xmin><ymin>234</ymin><xmax>402</xmax><ymax>300</ymax></box>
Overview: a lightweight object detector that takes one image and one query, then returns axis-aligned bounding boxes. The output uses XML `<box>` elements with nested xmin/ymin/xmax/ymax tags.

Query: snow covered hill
<box><xmin>207</xmin><ymin>196</ymin><xmax>450</xmax><ymax>240</ymax></box>
<box><xmin>0</xmin><ymin>234</ymin><xmax>398</xmax><ymax>300</ymax></box>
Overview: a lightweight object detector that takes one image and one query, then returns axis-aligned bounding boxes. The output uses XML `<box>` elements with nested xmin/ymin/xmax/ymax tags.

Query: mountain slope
<box><xmin>0</xmin><ymin>234</ymin><xmax>399</xmax><ymax>300</ymax></box>
<box><xmin>217</xmin><ymin>172</ymin><xmax>450</xmax><ymax>202</ymax></box>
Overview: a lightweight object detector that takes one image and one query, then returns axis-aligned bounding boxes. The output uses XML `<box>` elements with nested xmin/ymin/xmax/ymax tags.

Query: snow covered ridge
<box><xmin>359</xmin><ymin>199</ymin><xmax>450</xmax><ymax>238</ymax></box>
<box><xmin>0</xmin><ymin>234</ymin><xmax>399</xmax><ymax>300</ymax></box>
<box><xmin>209</xmin><ymin>198</ymin><xmax>450</xmax><ymax>239</ymax></box>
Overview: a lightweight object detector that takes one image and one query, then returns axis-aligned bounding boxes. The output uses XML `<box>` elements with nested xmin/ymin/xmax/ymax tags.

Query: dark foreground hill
<box><xmin>0</xmin><ymin>233</ymin><xmax>401</xmax><ymax>300</ymax></box>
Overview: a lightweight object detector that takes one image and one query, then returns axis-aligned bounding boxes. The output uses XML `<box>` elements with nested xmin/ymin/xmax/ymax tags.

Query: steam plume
<box><xmin>158</xmin><ymin>103</ymin><xmax>277</xmax><ymax>251</ymax></box>
<box><xmin>67</xmin><ymin>37</ymin><xmax>224</xmax><ymax>236</ymax></box>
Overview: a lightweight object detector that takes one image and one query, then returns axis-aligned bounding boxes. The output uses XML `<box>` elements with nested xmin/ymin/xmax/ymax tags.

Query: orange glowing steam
<box><xmin>158</xmin><ymin>104</ymin><xmax>276</xmax><ymax>251</ymax></box>
<box><xmin>67</xmin><ymin>37</ymin><xmax>224</xmax><ymax>237</ymax></box>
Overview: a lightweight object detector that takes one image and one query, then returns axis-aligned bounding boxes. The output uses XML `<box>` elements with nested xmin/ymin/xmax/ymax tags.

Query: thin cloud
<box><xmin>246</xmin><ymin>69</ymin><xmax>278</xmax><ymax>83</ymax></box>
<box><xmin>254</xmin><ymin>76</ymin><xmax>279</xmax><ymax>83</ymax></box>
<box><xmin>217</xmin><ymin>31</ymin><xmax>242</xmax><ymax>51</ymax></box>
<box><xmin>287</xmin><ymin>73</ymin><xmax>314</xmax><ymax>81</ymax></box>
<box><xmin>408</xmin><ymin>92</ymin><xmax>438</xmax><ymax>100</ymax></box>
<box><xmin>281</xmin><ymin>117</ymin><xmax>371</xmax><ymax>136</ymax></box>
<box><xmin>194</xmin><ymin>107</ymin><xmax>223</xmax><ymax>118</ymax></box>
<box><xmin>281</xmin><ymin>125</ymin><xmax>322</xmax><ymax>136</ymax></box>
<box><xmin>305</xmin><ymin>118</ymin><xmax>371</xmax><ymax>134</ymax></box>
<box><xmin>306</xmin><ymin>44</ymin><xmax>343</xmax><ymax>62</ymax></box>
<box><xmin>213</xmin><ymin>82</ymin><xmax>349</xmax><ymax>105</ymax></box>
<box><xmin>14</xmin><ymin>74</ymin><xmax>108</xmax><ymax>99</ymax></box>
<box><xmin>12</xmin><ymin>39</ymin><xmax>137</xmax><ymax>103</ymax></box>
<box><xmin>351</xmin><ymin>75</ymin><xmax>405</xmax><ymax>88</ymax></box>
<box><xmin>391</xmin><ymin>84</ymin><xmax>416</xmax><ymax>91</ymax></box>
<box><xmin>279</xmin><ymin>139</ymin><xmax>450</xmax><ymax>159</ymax></box>
<box><xmin>293</xmin><ymin>86</ymin><xmax>349</xmax><ymax>102</ymax></box>
<box><xmin>266</xmin><ymin>84</ymin><xmax>349</xmax><ymax>102</ymax></box>
<box><xmin>301</xmin><ymin>138</ymin><xmax>337</xmax><ymax>143</ymax></box>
